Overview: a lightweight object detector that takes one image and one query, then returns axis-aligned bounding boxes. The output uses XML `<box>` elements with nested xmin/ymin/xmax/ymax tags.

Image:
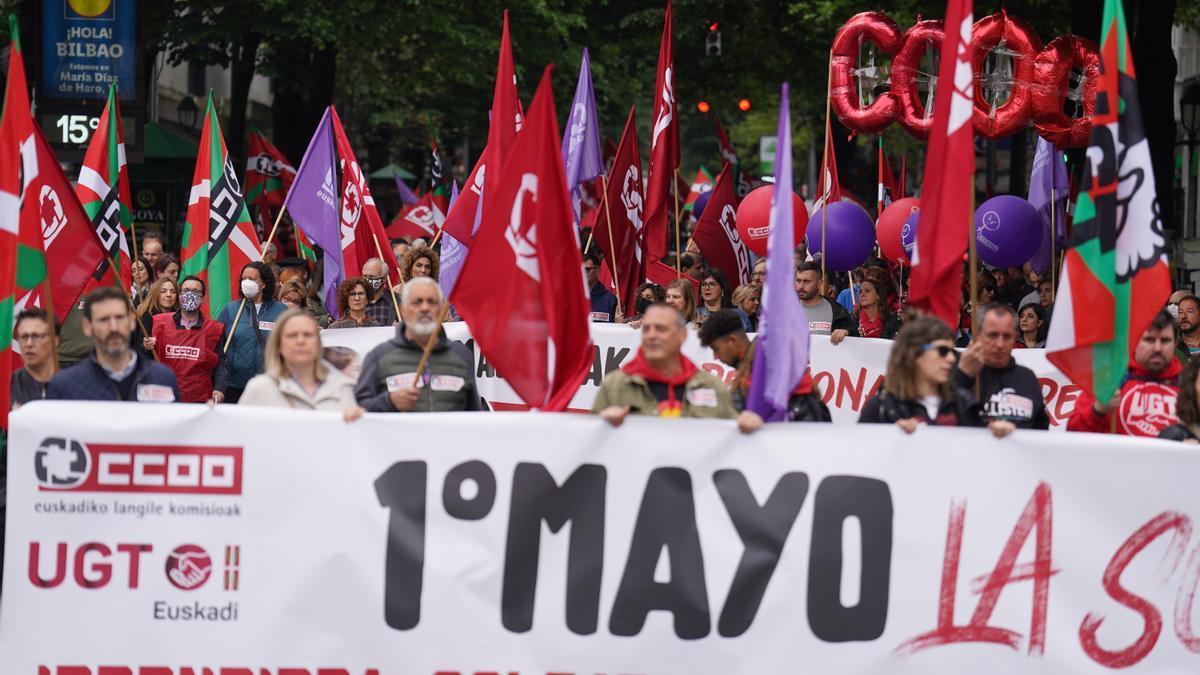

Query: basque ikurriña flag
<box><xmin>76</xmin><ymin>83</ymin><xmax>134</xmax><ymax>290</ymax></box>
<box><xmin>1045</xmin><ymin>0</ymin><xmax>1171</xmax><ymax>403</ymax></box>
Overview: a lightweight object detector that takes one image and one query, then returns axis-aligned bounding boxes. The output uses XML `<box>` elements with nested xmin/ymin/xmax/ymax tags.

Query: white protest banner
<box><xmin>323</xmin><ymin>323</ymin><xmax>1081</xmax><ymax>426</ymax></box>
<box><xmin>4</xmin><ymin>403</ymin><xmax>1200</xmax><ymax>674</ymax></box>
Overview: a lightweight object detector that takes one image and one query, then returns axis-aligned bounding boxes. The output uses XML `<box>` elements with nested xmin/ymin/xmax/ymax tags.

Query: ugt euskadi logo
<box><xmin>34</xmin><ymin>437</ymin><xmax>243</xmax><ymax>495</ymax></box>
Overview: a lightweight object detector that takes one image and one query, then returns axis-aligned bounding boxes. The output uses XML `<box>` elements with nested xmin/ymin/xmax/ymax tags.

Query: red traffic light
<box><xmin>697</xmin><ymin>101</ymin><xmax>711</xmax><ymax>113</ymax></box>
<box><xmin>738</xmin><ymin>99</ymin><xmax>751</xmax><ymax>112</ymax></box>
<box><xmin>709</xmin><ymin>22</ymin><xmax>719</xmax><ymax>32</ymax></box>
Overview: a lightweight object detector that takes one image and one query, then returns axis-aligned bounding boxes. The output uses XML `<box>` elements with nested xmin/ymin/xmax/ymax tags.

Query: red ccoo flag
<box><xmin>329</xmin><ymin>107</ymin><xmax>402</xmax><ymax>286</ymax></box>
<box><xmin>644</xmin><ymin>1</ymin><xmax>678</xmax><ymax>262</ymax></box>
<box><xmin>441</xmin><ymin>10</ymin><xmax>522</xmax><ymax>246</ymax></box>
<box><xmin>909</xmin><ymin>0</ymin><xmax>975</xmax><ymax>328</ymax></box>
<box><xmin>691</xmin><ymin>163</ymin><xmax>751</xmax><ymax>286</ymax></box>
<box><xmin>593</xmin><ymin>107</ymin><xmax>647</xmax><ymax>312</ymax></box>
<box><xmin>452</xmin><ymin>66</ymin><xmax>592</xmax><ymax>412</ymax></box>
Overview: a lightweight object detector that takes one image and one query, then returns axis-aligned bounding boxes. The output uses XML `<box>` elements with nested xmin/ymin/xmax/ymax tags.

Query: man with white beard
<box><xmin>354</xmin><ymin>277</ymin><xmax>481</xmax><ymax>412</ymax></box>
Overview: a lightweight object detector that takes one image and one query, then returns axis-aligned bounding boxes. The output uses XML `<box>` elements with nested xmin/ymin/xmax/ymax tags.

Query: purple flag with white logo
<box><xmin>561</xmin><ymin>48</ymin><xmax>604</xmax><ymax>223</ymax></box>
<box><xmin>439</xmin><ymin>181</ymin><xmax>467</xmax><ymax>298</ymax></box>
<box><xmin>1028</xmin><ymin>136</ymin><xmax>1070</xmax><ymax>276</ymax></box>
<box><xmin>395</xmin><ymin>176</ymin><xmax>420</xmax><ymax>205</ymax></box>
<box><xmin>745</xmin><ymin>83</ymin><xmax>810</xmax><ymax>421</ymax></box>
<box><xmin>284</xmin><ymin>107</ymin><xmax>342</xmax><ymax>317</ymax></box>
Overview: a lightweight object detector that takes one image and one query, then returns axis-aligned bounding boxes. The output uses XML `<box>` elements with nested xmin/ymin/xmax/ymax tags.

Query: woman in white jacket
<box><xmin>239</xmin><ymin>308</ymin><xmax>364</xmax><ymax>421</ymax></box>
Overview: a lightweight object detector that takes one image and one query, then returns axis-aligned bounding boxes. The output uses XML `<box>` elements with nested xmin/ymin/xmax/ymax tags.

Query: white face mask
<box><xmin>241</xmin><ymin>279</ymin><xmax>261</xmax><ymax>298</ymax></box>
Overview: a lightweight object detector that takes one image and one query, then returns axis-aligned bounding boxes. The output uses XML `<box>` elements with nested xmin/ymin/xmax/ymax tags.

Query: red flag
<box><xmin>440</xmin><ymin>10</ymin><xmax>522</xmax><ymax>245</ymax></box>
<box><xmin>713</xmin><ymin>115</ymin><xmax>751</xmax><ymax>197</ymax></box>
<box><xmin>594</xmin><ymin>108</ymin><xmax>647</xmax><ymax>311</ymax></box>
<box><xmin>813</xmin><ymin>108</ymin><xmax>842</xmax><ymax>211</ymax></box>
<box><xmin>646</xmin><ymin>259</ymin><xmax>697</xmax><ymax>292</ymax></box>
<box><xmin>386</xmin><ymin>192</ymin><xmax>444</xmax><ymax>240</ymax></box>
<box><xmin>452</xmin><ymin>66</ymin><xmax>592</xmax><ymax>411</ymax></box>
<box><xmin>876</xmin><ymin>137</ymin><xmax>900</xmax><ymax>216</ymax></box>
<box><xmin>691</xmin><ymin>164</ymin><xmax>751</xmax><ymax>286</ymax></box>
<box><xmin>329</xmin><ymin>107</ymin><xmax>402</xmax><ymax>285</ymax></box>
<box><xmin>644</xmin><ymin>1</ymin><xmax>678</xmax><ymax>262</ymax></box>
<box><xmin>909</xmin><ymin>0</ymin><xmax>975</xmax><ymax>327</ymax></box>
<box><xmin>21</xmin><ymin>125</ymin><xmax>109</xmax><ymax>321</ymax></box>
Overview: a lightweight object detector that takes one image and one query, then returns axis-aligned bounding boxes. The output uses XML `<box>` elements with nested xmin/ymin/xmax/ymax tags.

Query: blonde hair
<box><xmin>138</xmin><ymin>276</ymin><xmax>178</xmax><ymax>317</ymax></box>
<box><xmin>666</xmin><ymin>278</ymin><xmax>697</xmax><ymax>322</ymax></box>
<box><xmin>731</xmin><ymin>283</ymin><xmax>761</xmax><ymax>311</ymax></box>
<box><xmin>263</xmin><ymin>308</ymin><xmax>328</xmax><ymax>382</ymax></box>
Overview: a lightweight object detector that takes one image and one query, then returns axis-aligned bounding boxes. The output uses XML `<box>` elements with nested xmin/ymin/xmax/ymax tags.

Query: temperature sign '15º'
<box><xmin>54</xmin><ymin>114</ymin><xmax>101</xmax><ymax>144</ymax></box>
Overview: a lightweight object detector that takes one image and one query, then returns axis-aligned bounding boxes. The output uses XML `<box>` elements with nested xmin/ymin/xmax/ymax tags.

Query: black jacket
<box><xmin>953</xmin><ymin>358</ymin><xmax>1050</xmax><ymax>429</ymax></box>
<box><xmin>858</xmin><ymin>388</ymin><xmax>984</xmax><ymax>426</ymax></box>
<box><xmin>1159</xmin><ymin>424</ymin><xmax>1200</xmax><ymax>442</ymax></box>
<box><xmin>788</xmin><ymin>393</ymin><xmax>833</xmax><ymax>422</ymax></box>
<box><xmin>47</xmin><ymin>351</ymin><xmax>180</xmax><ymax>402</ymax></box>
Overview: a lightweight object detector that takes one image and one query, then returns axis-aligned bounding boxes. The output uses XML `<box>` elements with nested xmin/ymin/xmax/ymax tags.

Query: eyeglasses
<box><xmin>349</xmin><ymin>291</ymin><xmax>367</xmax><ymax>298</ymax></box>
<box><xmin>700</xmin><ymin>281</ymin><xmax>720</xmax><ymax>289</ymax></box>
<box><xmin>583</xmin><ymin>266</ymin><xmax>598</xmax><ymax>273</ymax></box>
<box><xmin>17</xmin><ymin>332</ymin><xmax>50</xmax><ymax>343</ymax></box>
<box><xmin>922</xmin><ymin>343</ymin><xmax>956</xmax><ymax>358</ymax></box>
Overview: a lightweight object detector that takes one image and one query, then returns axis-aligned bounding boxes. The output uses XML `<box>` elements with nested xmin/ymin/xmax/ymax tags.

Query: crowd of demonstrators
<box><xmin>360</xmin><ymin>257</ymin><xmax>400</xmax><ymax>325</ymax></box>
<box><xmin>795</xmin><ymin>261</ymin><xmax>856</xmax><ymax>344</ymax></box>
<box><xmin>355</xmin><ymin>277</ymin><xmax>481</xmax><ymax>413</ymax></box>
<box><xmin>216</xmin><ymin>261</ymin><xmax>287</xmax><ymax>404</ymax></box>
<box><xmin>664</xmin><ymin>278</ymin><xmax>698</xmax><ymax>327</ymax></box>
<box><xmin>1070</xmin><ymin>309</ymin><xmax>1180</xmax><ymax>437</ymax></box>
<box><xmin>145</xmin><ymin>275</ymin><xmax>227</xmax><ymax>404</ymax></box>
<box><xmin>47</xmin><ymin>286</ymin><xmax>179</xmax><ymax>402</ymax></box>
<box><xmin>956</xmin><ymin>304</ymin><xmax>1050</xmax><ymax>429</ymax></box>
<box><xmin>859</xmin><ymin>316</ymin><xmax>1015</xmax><ymax>438</ymax></box>
<box><xmin>328</xmin><ymin>277</ymin><xmax>381</xmax><ymax>329</ymax></box>
<box><xmin>584</xmin><ymin>252</ymin><xmax>618</xmax><ymax>323</ymax></box>
<box><xmin>595</xmin><ymin>303</ymin><xmax>735</xmax><ymax>424</ymax></box>
<box><xmin>731</xmin><ymin>283</ymin><xmax>760</xmax><ymax>332</ymax></box>
<box><xmin>239</xmin><ymin>309</ymin><xmax>364</xmax><ymax>420</ymax></box>
<box><xmin>1016</xmin><ymin>303</ymin><xmax>1048</xmax><ymax>348</ymax></box>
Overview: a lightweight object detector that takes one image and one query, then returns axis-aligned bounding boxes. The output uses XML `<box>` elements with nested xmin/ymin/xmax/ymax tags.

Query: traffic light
<box><xmin>706</xmin><ymin>21</ymin><xmax>721</xmax><ymax>56</ymax></box>
<box><xmin>697</xmin><ymin>101</ymin><xmax>711</xmax><ymax>113</ymax></box>
<box><xmin>738</xmin><ymin>98</ymin><xmax>751</xmax><ymax>112</ymax></box>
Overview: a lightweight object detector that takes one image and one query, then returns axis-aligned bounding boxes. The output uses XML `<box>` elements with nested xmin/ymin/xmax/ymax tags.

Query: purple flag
<box><xmin>395</xmin><ymin>176</ymin><xmax>420</xmax><ymax>205</ymax></box>
<box><xmin>438</xmin><ymin>180</ymin><xmax>466</xmax><ymax>298</ymax></box>
<box><xmin>746</xmin><ymin>83</ymin><xmax>810</xmax><ymax>421</ymax></box>
<box><xmin>1028</xmin><ymin>137</ymin><xmax>1070</xmax><ymax>276</ymax></box>
<box><xmin>284</xmin><ymin>107</ymin><xmax>343</xmax><ymax>317</ymax></box>
<box><xmin>561</xmin><ymin>48</ymin><xmax>604</xmax><ymax>222</ymax></box>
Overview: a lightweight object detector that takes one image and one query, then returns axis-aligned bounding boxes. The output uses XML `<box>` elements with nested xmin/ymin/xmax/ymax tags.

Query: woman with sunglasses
<box><xmin>859</xmin><ymin>315</ymin><xmax>1015</xmax><ymax>437</ymax></box>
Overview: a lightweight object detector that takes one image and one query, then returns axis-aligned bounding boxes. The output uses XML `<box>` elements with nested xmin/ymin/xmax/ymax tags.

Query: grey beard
<box><xmin>410</xmin><ymin>318</ymin><xmax>436</xmax><ymax>336</ymax></box>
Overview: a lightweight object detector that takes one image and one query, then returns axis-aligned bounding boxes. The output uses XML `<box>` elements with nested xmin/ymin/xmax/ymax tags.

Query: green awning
<box><xmin>144</xmin><ymin>122</ymin><xmax>199</xmax><ymax>160</ymax></box>
<box><xmin>369</xmin><ymin>163</ymin><xmax>417</xmax><ymax>181</ymax></box>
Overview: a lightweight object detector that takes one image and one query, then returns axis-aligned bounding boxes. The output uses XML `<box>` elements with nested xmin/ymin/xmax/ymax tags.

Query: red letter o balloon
<box><xmin>830</xmin><ymin>12</ymin><xmax>903</xmax><ymax>135</ymax></box>
<box><xmin>971</xmin><ymin>12</ymin><xmax>1044</xmax><ymax>139</ymax></box>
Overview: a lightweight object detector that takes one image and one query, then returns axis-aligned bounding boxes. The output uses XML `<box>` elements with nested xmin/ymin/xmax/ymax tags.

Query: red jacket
<box><xmin>152</xmin><ymin>312</ymin><xmax>225</xmax><ymax>403</ymax></box>
<box><xmin>1067</xmin><ymin>359</ymin><xmax>1180</xmax><ymax>437</ymax></box>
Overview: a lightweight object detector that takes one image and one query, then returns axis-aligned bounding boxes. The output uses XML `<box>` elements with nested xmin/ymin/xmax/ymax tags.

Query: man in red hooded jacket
<box><xmin>1067</xmin><ymin>309</ymin><xmax>1180</xmax><ymax>437</ymax></box>
<box><xmin>145</xmin><ymin>275</ymin><xmax>227</xmax><ymax>403</ymax></box>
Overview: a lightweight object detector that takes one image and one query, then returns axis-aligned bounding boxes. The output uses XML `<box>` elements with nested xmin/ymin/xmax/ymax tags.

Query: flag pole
<box><xmin>221</xmin><ymin>299</ymin><xmax>248</xmax><ymax>354</ymax></box>
<box><xmin>429</xmin><ymin>225</ymin><xmax>445</xmax><ymax>248</ymax></box>
<box><xmin>412</xmin><ymin>303</ymin><xmax>452</xmax><ymax>390</ymax></box>
<box><xmin>601</xmin><ymin>175</ymin><xmax>624</xmax><ymax>319</ymax></box>
<box><xmin>1050</xmin><ymin>188</ymin><xmax>1057</xmax><ymax>303</ymax></box>
<box><xmin>583</xmin><ymin>229</ymin><xmax>595</xmax><ymax>254</ymax></box>
<box><xmin>820</xmin><ymin>48</ymin><xmax>833</xmax><ymax>297</ymax></box>
<box><xmin>674</xmin><ymin>168</ymin><xmax>682</xmax><ymax>278</ymax></box>
<box><xmin>260</xmin><ymin>204</ymin><xmax>289</xmax><ymax>254</ymax></box>
<box><xmin>371</xmin><ymin>232</ymin><xmax>404</xmax><ymax>319</ymax></box>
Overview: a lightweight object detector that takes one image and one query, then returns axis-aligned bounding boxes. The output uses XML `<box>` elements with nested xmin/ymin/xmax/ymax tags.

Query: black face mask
<box><xmin>635</xmin><ymin>296</ymin><xmax>652</xmax><ymax>316</ymax></box>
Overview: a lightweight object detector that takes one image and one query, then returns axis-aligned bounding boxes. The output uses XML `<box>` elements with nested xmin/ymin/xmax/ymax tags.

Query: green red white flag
<box><xmin>180</xmin><ymin>92</ymin><xmax>264</xmax><ymax>319</ymax></box>
<box><xmin>0</xmin><ymin>15</ymin><xmax>33</xmax><ymax>428</ymax></box>
<box><xmin>76</xmin><ymin>83</ymin><xmax>134</xmax><ymax>290</ymax></box>
<box><xmin>682</xmin><ymin>166</ymin><xmax>713</xmax><ymax>213</ymax></box>
<box><xmin>1045</xmin><ymin>0</ymin><xmax>1171</xmax><ymax>401</ymax></box>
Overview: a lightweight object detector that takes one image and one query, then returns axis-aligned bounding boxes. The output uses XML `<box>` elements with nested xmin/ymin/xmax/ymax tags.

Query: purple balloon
<box><xmin>693</xmin><ymin>191</ymin><xmax>713</xmax><ymax>219</ymax></box>
<box><xmin>974</xmin><ymin>195</ymin><xmax>1043</xmax><ymax>268</ymax></box>
<box><xmin>807</xmin><ymin>201</ymin><xmax>876</xmax><ymax>271</ymax></box>
<box><xmin>902</xmin><ymin>211</ymin><xmax>919</xmax><ymax>261</ymax></box>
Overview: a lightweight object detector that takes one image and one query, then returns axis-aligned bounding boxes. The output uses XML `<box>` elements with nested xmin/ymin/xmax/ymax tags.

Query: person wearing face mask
<box><xmin>216</xmin><ymin>261</ymin><xmax>287</xmax><ymax>404</ymax></box>
<box><xmin>361</xmin><ymin>257</ymin><xmax>400</xmax><ymax>325</ymax></box>
<box><xmin>355</xmin><ymin>277</ymin><xmax>481</xmax><ymax>412</ymax></box>
<box><xmin>145</xmin><ymin>275</ymin><xmax>227</xmax><ymax>403</ymax></box>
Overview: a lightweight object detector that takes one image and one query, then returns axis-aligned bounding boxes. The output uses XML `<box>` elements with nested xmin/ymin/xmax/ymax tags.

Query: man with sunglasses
<box><xmin>584</xmin><ymin>252</ymin><xmax>618</xmax><ymax>322</ymax></box>
<box><xmin>956</xmin><ymin>303</ymin><xmax>1050</xmax><ymax>429</ymax></box>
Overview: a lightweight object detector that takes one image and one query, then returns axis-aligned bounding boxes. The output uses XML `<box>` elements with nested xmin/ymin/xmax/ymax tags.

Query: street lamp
<box><xmin>176</xmin><ymin>95</ymin><xmax>199</xmax><ymax>131</ymax></box>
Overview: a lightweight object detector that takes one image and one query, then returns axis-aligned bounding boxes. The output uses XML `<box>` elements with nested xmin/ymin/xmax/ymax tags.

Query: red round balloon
<box><xmin>877</xmin><ymin>197</ymin><xmax>920</xmax><ymax>265</ymax></box>
<box><xmin>735</xmin><ymin>185</ymin><xmax>808</xmax><ymax>257</ymax></box>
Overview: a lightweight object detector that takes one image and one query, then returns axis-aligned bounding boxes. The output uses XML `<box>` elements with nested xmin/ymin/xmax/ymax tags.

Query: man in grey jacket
<box><xmin>355</xmin><ymin>277</ymin><xmax>481</xmax><ymax>412</ymax></box>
